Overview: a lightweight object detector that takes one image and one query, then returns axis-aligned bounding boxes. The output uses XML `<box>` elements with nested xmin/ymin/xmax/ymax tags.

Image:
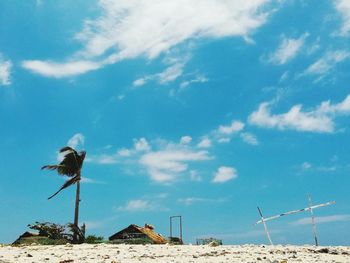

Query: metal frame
<box><xmin>255</xmin><ymin>196</ymin><xmax>335</xmax><ymax>246</ymax></box>
<box><xmin>170</xmin><ymin>215</ymin><xmax>183</xmax><ymax>242</ymax></box>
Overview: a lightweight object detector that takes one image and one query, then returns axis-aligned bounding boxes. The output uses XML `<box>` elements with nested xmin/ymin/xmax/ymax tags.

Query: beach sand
<box><xmin>1</xmin><ymin>244</ymin><xmax>349</xmax><ymax>263</ymax></box>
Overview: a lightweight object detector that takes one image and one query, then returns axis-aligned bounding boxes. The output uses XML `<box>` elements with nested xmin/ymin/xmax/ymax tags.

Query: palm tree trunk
<box><xmin>73</xmin><ymin>170</ymin><xmax>81</xmax><ymax>243</ymax></box>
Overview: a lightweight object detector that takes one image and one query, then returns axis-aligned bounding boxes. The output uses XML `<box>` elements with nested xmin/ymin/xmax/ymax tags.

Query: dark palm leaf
<box><xmin>47</xmin><ymin>174</ymin><xmax>80</xmax><ymax>200</ymax></box>
<box><xmin>42</xmin><ymin>147</ymin><xmax>86</xmax><ymax>177</ymax></box>
<box><xmin>42</xmin><ymin>146</ymin><xmax>86</xmax><ymax>199</ymax></box>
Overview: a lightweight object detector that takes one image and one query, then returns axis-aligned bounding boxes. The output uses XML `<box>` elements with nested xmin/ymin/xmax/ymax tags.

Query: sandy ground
<box><xmin>0</xmin><ymin>244</ymin><xmax>350</xmax><ymax>263</ymax></box>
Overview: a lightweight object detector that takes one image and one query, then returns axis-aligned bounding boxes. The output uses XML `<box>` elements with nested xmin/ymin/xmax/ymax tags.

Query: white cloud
<box><xmin>197</xmin><ymin>137</ymin><xmax>212</xmax><ymax>148</ymax></box>
<box><xmin>279</xmin><ymin>71</ymin><xmax>289</xmax><ymax>83</ymax></box>
<box><xmin>180</xmin><ymin>74</ymin><xmax>208</xmax><ymax>89</ymax></box>
<box><xmin>299</xmin><ymin>161</ymin><xmax>338</xmax><ymax>173</ymax></box>
<box><xmin>335</xmin><ymin>0</ymin><xmax>350</xmax><ymax>36</ymax></box>
<box><xmin>190</xmin><ymin>170</ymin><xmax>202</xmax><ymax>182</ymax></box>
<box><xmin>292</xmin><ymin>214</ymin><xmax>350</xmax><ymax>226</ymax></box>
<box><xmin>180</xmin><ymin>136</ymin><xmax>192</xmax><ymax>145</ymax></box>
<box><xmin>134</xmin><ymin>138</ymin><xmax>151</xmax><ymax>151</ymax></box>
<box><xmin>0</xmin><ymin>55</ymin><xmax>12</xmax><ymax>86</ymax></box>
<box><xmin>212</xmin><ymin>166</ymin><xmax>238</xmax><ymax>183</ymax></box>
<box><xmin>267</xmin><ymin>33</ymin><xmax>308</xmax><ymax>64</ymax></box>
<box><xmin>158</xmin><ymin>63</ymin><xmax>184</xmax><ymax>84</ymax></box>
<box><xmin>56</xmin><ymin>133</ymin><xmax>85</xmax><ymax>162</ymax></box>
<box><xmin>140</xmin><ymin>149</ymin><xmax>211</xmax><ymax>183</ymax></box>
<box><xmin>116</xmin><ymin>194</ymin><xmax>169</xmax><ymax>212</ymax></box>
<box><xmin>22</xmin><ymin>0</ymin><xmax>274</xmax><ymax>77</ymax></box>
<box><xmin>218</xmin><ymin>120</ymin><xmax>245</xmax><ymax>134</ymax></box>
<box><xmin>67</xmin><ymin>133</ymin><xmax>85</xmax><ymax>149</ymax></box>
<box><xmin>117</xmin><ymin>199</ymin><xmax>155</xmax><ymax>212</ymax></box>
<box><xmin>117</xmin><ymin>148</ymin><xmax>131</xmax><ymax>157</ymax></box>
<box><xmin>240</xmin><ymin>132</ymin><xmax>259</xmax><ymax>145</ymax></box>
<box><xmin>89</xmin><ymin>137</ymin><xmax>151</xmax><ymax>163</ymax></box>
<box><xmin>133</xmin><ymin>62</ymin><xmax>186</xmax><ymax>87</ymax></box>
<box><xmin>177</xmin><ymin>197</ymin><xmax>226</xmax><ymax>206</ymax></box>
<box><xmin>301</xmin><ymin>162</ymin><xmax>312</xmax><ymax>170</ymax></box>
<box><xmin>133</xmin><ymin>77</ymin><xmax>148</xmax><ymax>87</ymax></box>
<box><xmin>86</xmin><ymin>136</ymin><xmax>212</xmax><ymax>184</ymax></box>
<box><xmin>86</xmin><ymin>153</ymin><xmax>119</xmax><ymax>164</ymax></box>
<box><xmin>80</xmin><ymin>177</ymin><xmax>106</xmax><ymax>184</ymax></box>
<box><xmin>303</xmin><ymin>50</ymin><xmax>349</xmax><ymax>77</ymax></box>
<box><xmin>78</xmin><ymin>0</ymin><xmax>272</xmax><ymax>59</ymax></box>
<box><xmin>217</xmin><ymin>138</ymin><xmax>231</xmax><ymax>143</ymax></box>
<box><xmin>249</xmin><ymin>94</ymin><xmax>350</xmax><ymax>133</ymax></box>
<box><xmin>21</xmin><ymin>60</ymin><xmax>102</xmax><ymax>78</ymax></box>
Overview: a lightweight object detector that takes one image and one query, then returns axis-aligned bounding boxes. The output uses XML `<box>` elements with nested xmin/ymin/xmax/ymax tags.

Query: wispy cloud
<box><xmin>189</xmin><ymin>170</ymin><xmax>202</xmax><ymax>182</ymax></box>
<box><xmin>197</xmin><ymin>137</ymin><xmax>212</xmax><ymax>148</ymax></box>
<box><xmin>133</xmin><ymin>138</ymin><xmax>151</xmax><ymax>152</ymax></box>
<box><xmin>88</xmin><ymin>136</ymin><xmax>212</xmax><ymax>184</ymax></box>
<box><xmin>0</xmin><ymin>55</ymin><xmax>12</xmax><ymax>86</ymax></box>
<box><xmin>80</xmin><ymin>176</ymin><xmax>106</xmax><ymax>184</ymax></box>
<box><xmin>180</xmin><ymin>74</ymin><xmax>208</xmax><ymax>89</ymax></box>
<box><xmin>177</xmin><ymin>197</ymin><xmax>226</xmax><ymax>206</ymax></box>
<box><xmin>301</xmin><ymin>161</ymin><xmax>312</xmax><ymax>171</ymax></box>
<box><xmin>212</xmin><ymin>166</ymin><xmax>238</xmax><ymax>183</ymax></box>
<box><xmin>180</xmin><ymin>136</ymin><xmax>192</xmax><ymax>145</ymax></box>
<box><xmin>116</xmin><ymin>194</ymin><xmax>169</xmax><ymax>212</ymax></box>
<box><xmin>298</xmin><ymin>161</ymin><xmax>338</xmax><ymax>173</ymax></box>
<box><xmin>21</xmin><ymin>59</ymin><xmax>102</xmax><ymax>78</ymax></box>
<box><xmin>116</xmin><ymin>199</ymin><xmax>155</xmax><ymax>212</ymax></box>
<box><xmin>57</xmin><ymin>133</ymin><xmax>85</xmax><ymax>162</ymax></box>
<box><xmin>240</xmin><ymin>132</ymin><xmax>259</xmax><ymax>145</ymax></box>
<box><xmin>249</xmin><ymin>94</ymin><xmax>350</xmax><ymax>133</ymax></box>
<box><xmin>67</xmin><ymin>133</ymin><xmax>85</xmax><ymax>149</ymax></box>
<box><xmin>292</xmin><ymin>214</ymin><xmax>350</xmax><ymax>226</ymax></box>
<box><xmin>133</xmin><ymin>56</ymin><xmax>188</xmax><ymax>87</ymax></box>
<box><xmin>133</xmin><ymin>63</ymin><xmax>183</xmax><ymax>87</ymax></box>
<box><xmin>334</xmin><ymin>0</ymin><xmax>350</xmax><ymax>36</ymax></box>
<box><xmin>267</xmin><ymin>33</ymin><xmax>308</xmax><ymax>65</ymax></box>
<box><xmin>303</xmin><ymin>50</ymin><xmax>350</xmax><ymax>80</ymax></box>
<box><xmin>22</xmin><ymin>0</ymin><xmax>275</xmax><ymax>78</ymax></box>
<box><xmin>213</xmin><ymin>119</ymin><xmax>258</xmax><ymax>146</ymax></box>
<box><xmin>87</xmin><ymin>137</ymin><xmax>151</xmax><ymax>164</ymax></box>
<box><xmin>140</xmin><ymin>148</ymin><xmax>211</xmax><ymax>183</ymax></box>
<box><xmin>218</xmin><ymin>120</ymin><xmax>245</xmax><ymax>135</ymax></box>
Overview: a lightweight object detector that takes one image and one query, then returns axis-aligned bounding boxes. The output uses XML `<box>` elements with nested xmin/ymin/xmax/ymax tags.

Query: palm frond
<box><xmin>59</xmin><ymin>146</ymin><xmax>76</xmax><ymax>153</ymax></box>
<box><xmin>43</xmin><ymin>146</ymin><xmax>86</xmax><ymax>198</ymax></box>
<box><xmin>48</xmin><ymin>175</ymin><xmax>80</xmax><ymax>200</ymax></box>
<box><xmin>41</xmin><ymin>165</ymin><xmax>64</xmax><ymax>171</ymax></box>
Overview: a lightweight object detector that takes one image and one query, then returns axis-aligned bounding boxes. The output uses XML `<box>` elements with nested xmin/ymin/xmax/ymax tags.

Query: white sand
<box><xmin>0</xmin><ymin>244</ymin><xmax>349</xmax><ymax>263</ymax></box>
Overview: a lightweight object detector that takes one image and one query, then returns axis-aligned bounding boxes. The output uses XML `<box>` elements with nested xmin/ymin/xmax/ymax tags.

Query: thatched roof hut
<box><xmin>109</xmin><ymin>224</ymin><xmax>167</xmax><ymax>244</ymax></box>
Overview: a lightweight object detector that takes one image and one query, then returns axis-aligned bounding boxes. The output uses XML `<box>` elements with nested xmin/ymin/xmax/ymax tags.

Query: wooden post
<box><xmin>170</xmin><ymin>216</ymin><xmax>172</xmax><ymax>239</ymax></box>
<box><xmin>73</xmin><ymin>170</ymin><xmax>81</xmax><ymax>243</ymax></box>
<box><xmin>179</xmin><ymin>216</ymin><xmax>183</xmax><ymax>242</ymax></box>
<box><xmin>308</xmin><ymin>194</ymin><xmax>319</xmax><ymax>246</ymax></box>
<box><xmin>257</xmin><ymin>207</ymin><xmax>273</xmax><ymax>245</ymax></box>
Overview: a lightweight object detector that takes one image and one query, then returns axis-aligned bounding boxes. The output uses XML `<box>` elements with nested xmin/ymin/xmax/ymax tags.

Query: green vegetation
<box><xmin>13</xmin><ymin>236</ymin><xmax>68</xmax><ymax>246</ymax></box>
<box><xmin>84</xmin><ymin>235</ymin><xmax>104</xmax><ymax>244</ymax></box>
<box><xmin>13</xmin><ymin>222</ymin><xmax>87</xmax><ymax>245</ymax></box>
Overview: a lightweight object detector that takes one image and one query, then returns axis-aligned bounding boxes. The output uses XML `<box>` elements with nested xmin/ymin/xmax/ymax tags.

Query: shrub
<box><xmin>85</xmin><ymin>235</ymin><xmax>104</xmax><ymax>244</ymax></box>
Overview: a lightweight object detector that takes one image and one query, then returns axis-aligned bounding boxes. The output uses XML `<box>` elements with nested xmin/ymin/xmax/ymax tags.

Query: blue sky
<box><xmin>1</xmin><ymin>0</ymin><xmax>350</xmax><ymax>245</ymax></box>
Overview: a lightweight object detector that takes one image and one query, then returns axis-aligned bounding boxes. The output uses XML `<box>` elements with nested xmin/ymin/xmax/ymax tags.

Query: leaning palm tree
<box><xmin>42</xmin><ymin>146</ymin><xmax>86</xmax><ymax>243</ymax></box>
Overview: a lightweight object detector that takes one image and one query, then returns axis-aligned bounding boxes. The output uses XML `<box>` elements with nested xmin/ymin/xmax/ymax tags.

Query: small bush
<box><xmin>13</xmin><ymin>236</ymin><xmax>68</xmax><ymax>246</ymax></box>
<box><xmin>85</xmin><ymin>235</ymin><xmax>104</xmax><ymax>244</ymax></box>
